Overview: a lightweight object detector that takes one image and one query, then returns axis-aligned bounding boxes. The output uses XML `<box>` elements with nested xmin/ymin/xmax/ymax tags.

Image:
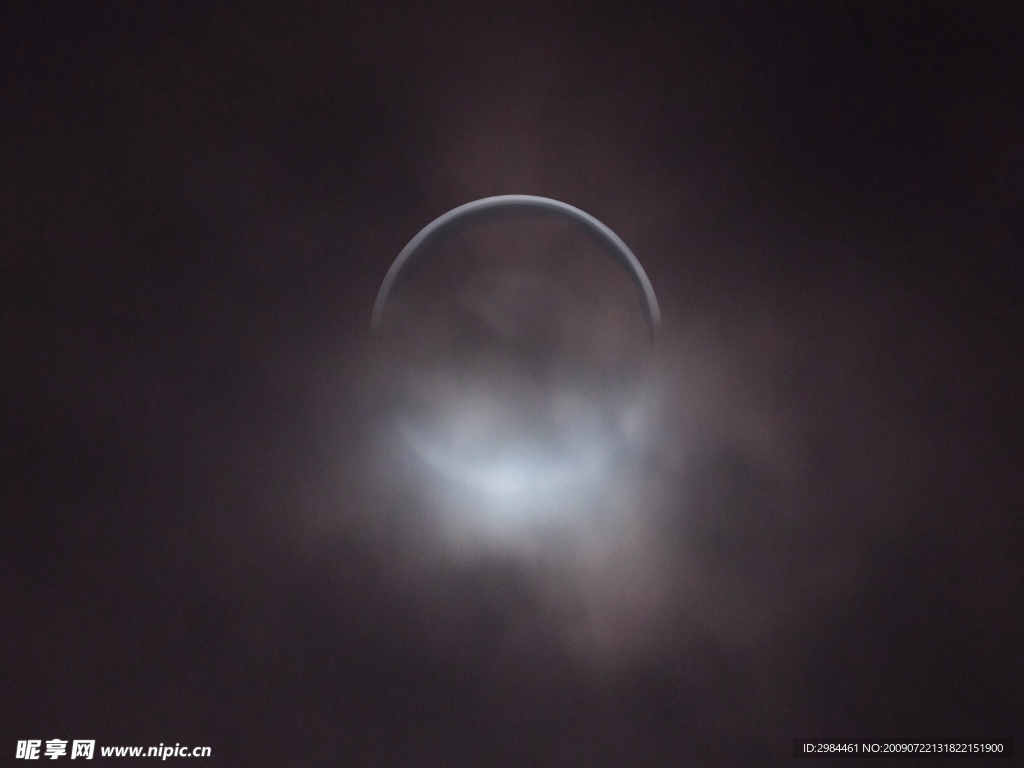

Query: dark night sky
<box><xmin>3</xmin><ymin>2</ymin><xmax>1023</xmax><ymax>765</ymax></box>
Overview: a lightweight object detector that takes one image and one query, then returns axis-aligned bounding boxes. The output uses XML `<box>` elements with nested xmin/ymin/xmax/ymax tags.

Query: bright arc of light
<box><xmin>371</xmin><ymin>195</ymin><xmax>661</xmax><ymax>341</ymax></box>
<box><xmin>372</xmin><ymin>195</ymin><xmax>660</xmax><ymax>502</ymax></box>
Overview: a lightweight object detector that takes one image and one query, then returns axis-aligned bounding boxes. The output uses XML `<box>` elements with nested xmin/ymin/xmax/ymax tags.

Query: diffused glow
<box><xmin>395</xmin><ymin>389</ymin><xmax>651</xmax><ymax>524</ymax></box>
<box><xmin>370</xmin><ymin>195</ymin><xmax>662</xmax><ymax>525</ymax></box>
<box><xmin>400</xmin><ymin>420</ymin><xmax>611</xmax><ymax>500</ymax></box>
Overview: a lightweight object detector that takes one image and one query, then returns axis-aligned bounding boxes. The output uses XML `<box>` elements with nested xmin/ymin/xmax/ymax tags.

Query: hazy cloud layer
<box><xmin>4</xmin><ymin>2</ymin><xmax>1021</xmax><ymax>764</ymax></box>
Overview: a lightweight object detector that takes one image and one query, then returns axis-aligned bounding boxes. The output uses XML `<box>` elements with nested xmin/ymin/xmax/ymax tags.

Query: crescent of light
<box><xmin>371</xmin><ymin>195</ymin><xmax>661</xmax><ymax>339</ymax></box>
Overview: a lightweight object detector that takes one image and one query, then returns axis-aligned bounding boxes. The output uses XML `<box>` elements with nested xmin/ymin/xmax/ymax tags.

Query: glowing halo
<box><xmin>371</xmin><ymin>195</ymin><xmax>660</xmax><ymax>504</ymax></box>
<box><xmin>371</xmin><ymin>195</ymin><xmax>661</xmax><ymax>339</ymax></box>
